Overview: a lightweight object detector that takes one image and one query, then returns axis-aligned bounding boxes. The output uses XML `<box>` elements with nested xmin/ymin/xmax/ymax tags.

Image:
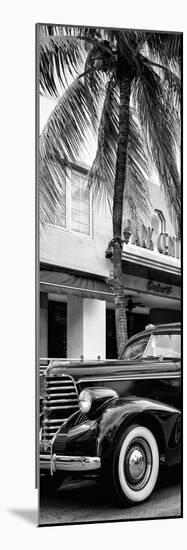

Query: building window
<box><xmin>71</xmin><ymin>170</ymin><xmax>91</xmax><ymax>236</ymax></box>
<box><xmin>43</xmin><ymin>166</ymin><xmax>92</xmax><ymax>237</ymax></box>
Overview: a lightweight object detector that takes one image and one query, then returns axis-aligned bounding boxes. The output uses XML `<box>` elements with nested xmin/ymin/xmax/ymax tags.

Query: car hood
<box><xmin>45</xmin><ymin>358</ymin><xmax>180</xmax><ymax>382</ymax></box>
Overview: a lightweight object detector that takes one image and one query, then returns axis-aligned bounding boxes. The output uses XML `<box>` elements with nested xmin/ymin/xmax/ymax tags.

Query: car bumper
<box><xmin>40</xmin><ymin>453</ymin><xmax>101</xmax><ymax>474</ymax></box>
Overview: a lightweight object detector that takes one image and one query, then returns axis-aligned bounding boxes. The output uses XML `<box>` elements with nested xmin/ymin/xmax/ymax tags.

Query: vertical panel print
<box><xmin>36</xmin><ymin>24</ymin><xmax>182</xmax><ymax>526</ymax></box>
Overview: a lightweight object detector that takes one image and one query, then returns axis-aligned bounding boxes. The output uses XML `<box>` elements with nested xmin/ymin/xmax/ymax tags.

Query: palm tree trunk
<box><xmin>113</xmin><ymin>73</ymin><xmax>132</xmax><ymax>357</ymax></box>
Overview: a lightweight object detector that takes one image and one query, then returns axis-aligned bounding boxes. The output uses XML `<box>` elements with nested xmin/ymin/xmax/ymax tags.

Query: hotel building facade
<box><xmin>40</xmin><ymin>164</ymin><xmax>181</xmax><ymax>363</ymax></box>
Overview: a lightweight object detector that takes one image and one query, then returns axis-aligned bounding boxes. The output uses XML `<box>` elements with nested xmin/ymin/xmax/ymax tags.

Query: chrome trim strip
<box><xmin>45</xmin><ymin>426</ymin><xmax>59</xmax><ymax>430</ymax></box>
<box><xmin>43</xmin><ymin>418</ymin><xmax>67</xmax><ymax>424</ymax></box>
<box><xmin>46</xmin><ymin>386</ymin><xmax>75</xmax><ymax>395</ymax></box>
<box><xmin>40</xmin><ymin>358</ymin><xmax>119</xmax><ymax>363</ymax></box>
<box><xmin>78</xmin><ymin>373</ymin><xmax>180</xmax><ymax>384</ymax></box>
<box><xmin>40</xmin><ymin>454</ymin><xmax>101</xmax><ymax>472</ymax></box>
<box><xmin>46</xmin><ymin>395</ymin><xmax>76</xmax><ymax>400</ymax></box>
<box><xmin>45</xmin><ymin>382</ymin><xmax>74</xmax><ymax>389</ymax></box>
<box><xmin>45</xmin><ymin>373</ymin><xmax>78</xmax><ymax>392</ymax></box>
<box><xmin>43</xmin><ymin>405</ymin><xmax>78</xmax><ymax>410</ymax></box>
<box><xmin>44</xmin><ymin>398</ymin><xmax>78</xmax><ymax>404</ymax></box>
<box><xmin>40</xmin><ymin>454</ymin><xmax>51</xmax><ymax>469</ymax></box>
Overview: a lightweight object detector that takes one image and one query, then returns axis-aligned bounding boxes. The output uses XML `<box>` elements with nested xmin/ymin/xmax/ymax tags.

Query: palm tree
<box><xmin>39</xmin><ymin>25</ymin><xmax>181</xmax><ymax>356</ymax></box>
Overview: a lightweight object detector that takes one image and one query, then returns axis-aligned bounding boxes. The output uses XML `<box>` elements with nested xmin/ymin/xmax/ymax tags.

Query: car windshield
<box><xmin>122</xmin><ymin>336</ymin><xmax>150</xmax><ymax>361</ymax></box>
<box><xmin>144</xmin><ymin>333</ymin><xmax>181</xmax><ymax>359</ymax></box>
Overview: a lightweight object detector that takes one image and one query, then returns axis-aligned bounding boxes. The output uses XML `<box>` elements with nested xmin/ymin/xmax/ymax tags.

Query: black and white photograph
<box><xmin>37</xmin><ymin>23</ymin><xmax>182</xmax><ymax>527</ymax></box>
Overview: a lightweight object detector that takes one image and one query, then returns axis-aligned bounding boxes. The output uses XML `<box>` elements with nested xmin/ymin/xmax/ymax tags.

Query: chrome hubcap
<box><xmin>125</xmin><ymin>438</ymin><xmax>152</xmax><ymax>490</ymax></box>
<box><xmin>128</xmin><ymin>448</ymin><xmax>146</xmax><ymax>480</ymax></box>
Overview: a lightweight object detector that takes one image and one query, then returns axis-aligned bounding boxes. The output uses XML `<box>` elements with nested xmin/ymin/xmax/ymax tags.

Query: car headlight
<box><xmin>79</xmin><ymin>389</ymin><xmax>92</xmax><ymax>413</ymax></box>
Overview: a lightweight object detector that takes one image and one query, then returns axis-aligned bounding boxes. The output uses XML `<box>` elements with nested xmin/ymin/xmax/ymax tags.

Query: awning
<box><xmin>40</xmin><ymin>269</ymin><xmax>114</xmax><ymax>301</ymax></box>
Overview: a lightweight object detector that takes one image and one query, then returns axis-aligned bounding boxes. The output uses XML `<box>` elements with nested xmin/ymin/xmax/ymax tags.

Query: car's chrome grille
<box><xmin>41</xmin><ymin>374</ymin><xmax>79</xmax><ymax>444</ymax></box>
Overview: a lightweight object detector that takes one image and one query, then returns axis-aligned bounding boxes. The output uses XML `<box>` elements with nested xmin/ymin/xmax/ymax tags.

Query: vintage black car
<box><xmin>40</xmin><ymin>322</ymin><xmax>181</xmax><ymax>504</ymax></box>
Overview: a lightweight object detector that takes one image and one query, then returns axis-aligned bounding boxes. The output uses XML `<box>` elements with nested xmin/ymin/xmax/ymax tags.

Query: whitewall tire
<box><xmin>112</xmin><ymin>425</ymin><xmax>159</xmax><ymax>504</ymax></box>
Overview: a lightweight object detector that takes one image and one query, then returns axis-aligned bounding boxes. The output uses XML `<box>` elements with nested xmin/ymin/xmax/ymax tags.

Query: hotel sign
<box><xmin>147</xmin><ymin>280</ymin><xmax>172</xmax><ymax>295</ymax></box>
<box><xmin>129</xmin><ymin>224</ymin><xmax>180</xmax><ymax>259</ymax></box>
<box><xmin>122</xmin><ymin>273</ymin><xmax>181</xmax><ymax>300</ymax></box>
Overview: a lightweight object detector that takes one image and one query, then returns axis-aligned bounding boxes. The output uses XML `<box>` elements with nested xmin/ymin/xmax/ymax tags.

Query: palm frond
<box><xmin>39</xmin><ymin>29</ymin><xmax>86</xmax><ymax>97</ymax></box>
<box><xmin>39</xmin><ymin>155</ymin><xmax>67</xmax><ymax>226</ymax></box>
<box><xmin>88</xmin><ymin>77</ymin><xmax>119</xmax><ymax>207</ymax></box>
<box><xmin>132</xmin><ymin>61</ymin><xmax>181</xmax><ymax>225</ymax></box>
<box><xmin>83</xmin><ymin>56</ymin><xmax>108</xmax><ymax>130</ymax></box>
<box><xmin>138</xmin><ymin>52</ymin><xmax>181</xmax><ymax>121</ymax></box>
<box><xmin>150</xmin><ymin>62</ymin><xmax>180</xmax><ymax>114</ymax></box>
<box><xmin>88</xmin><ymin>81</ymin><xmax>150</xmax><ymax>223</ymax></box>
<box><xmin>40</xmin><ymin>75</ymin><xmax>101</xmax><ymax>187</ymax></box>
<box><xmin>125</xmin><ymin>109</ymin><xmax>150</xmax><ymax>225</ymax></box>
<box><xmin>39</xmin><ymin>25</ymin><xmax>113</xmax><ymax>98</ymax></box>
<box><xmin>145</xmin><ymin>32</ymin><xmax>182</xmax><ymax>72</ymax></box>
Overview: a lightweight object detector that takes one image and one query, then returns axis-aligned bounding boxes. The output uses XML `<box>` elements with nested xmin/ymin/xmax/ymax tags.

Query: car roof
<box><xmin>126</xmin><ymin>322</ymin><xmax>181</xmax><ymax>346</ymax></box>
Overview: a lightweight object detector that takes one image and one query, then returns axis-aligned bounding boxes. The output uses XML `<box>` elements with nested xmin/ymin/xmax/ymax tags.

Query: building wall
<box><xmin>41</xmin><ymin>176</ymin><xmax>180</xmax><ymax>277</ymax></box>
<box><xmin>40</xmin><ymin>198</ymin><xmax>112</xmax><ymax>278</ymax></box>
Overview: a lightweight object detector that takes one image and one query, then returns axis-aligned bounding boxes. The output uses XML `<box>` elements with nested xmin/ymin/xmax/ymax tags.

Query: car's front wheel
<box><xmin>112</xmin><ymin>425</ymin><xmax>159</xmax><ymax>505</ymax></box>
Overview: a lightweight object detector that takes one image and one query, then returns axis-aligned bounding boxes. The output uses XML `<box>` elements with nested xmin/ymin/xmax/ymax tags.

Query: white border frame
<box><xmin>1</xmin><ymin>3</ymin><xmax>185</xmax><ymax>549</ymax></box>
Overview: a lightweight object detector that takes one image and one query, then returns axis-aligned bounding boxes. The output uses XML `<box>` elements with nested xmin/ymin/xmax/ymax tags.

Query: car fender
<box><xmin>95</xmin><ymin>396</ymin><xmax>181</xmax><ymax>464</ymax></box>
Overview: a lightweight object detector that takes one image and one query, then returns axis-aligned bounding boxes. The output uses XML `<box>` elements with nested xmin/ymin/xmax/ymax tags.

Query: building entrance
<box><xmin>48</xmin><ymin>301</ymin><xmax>67</xmax><ymax>358</ymax></box>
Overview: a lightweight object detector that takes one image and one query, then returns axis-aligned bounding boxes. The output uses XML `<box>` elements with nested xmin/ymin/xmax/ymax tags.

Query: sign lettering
<box><xmin>147</xmin><ymin>280</ymin><xmax>172</xmax><ymax>295</ymax></box>
<box><xmin>129</xmin><ymin>224</ymin><xmax>180</xmax><ymax>260</ymax></box>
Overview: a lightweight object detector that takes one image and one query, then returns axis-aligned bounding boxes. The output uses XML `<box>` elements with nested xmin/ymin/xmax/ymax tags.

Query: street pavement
<box><xmin>39</xmin><ymin>466</ymin><xmax>182</xmax><ymax>526</ymax></box>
